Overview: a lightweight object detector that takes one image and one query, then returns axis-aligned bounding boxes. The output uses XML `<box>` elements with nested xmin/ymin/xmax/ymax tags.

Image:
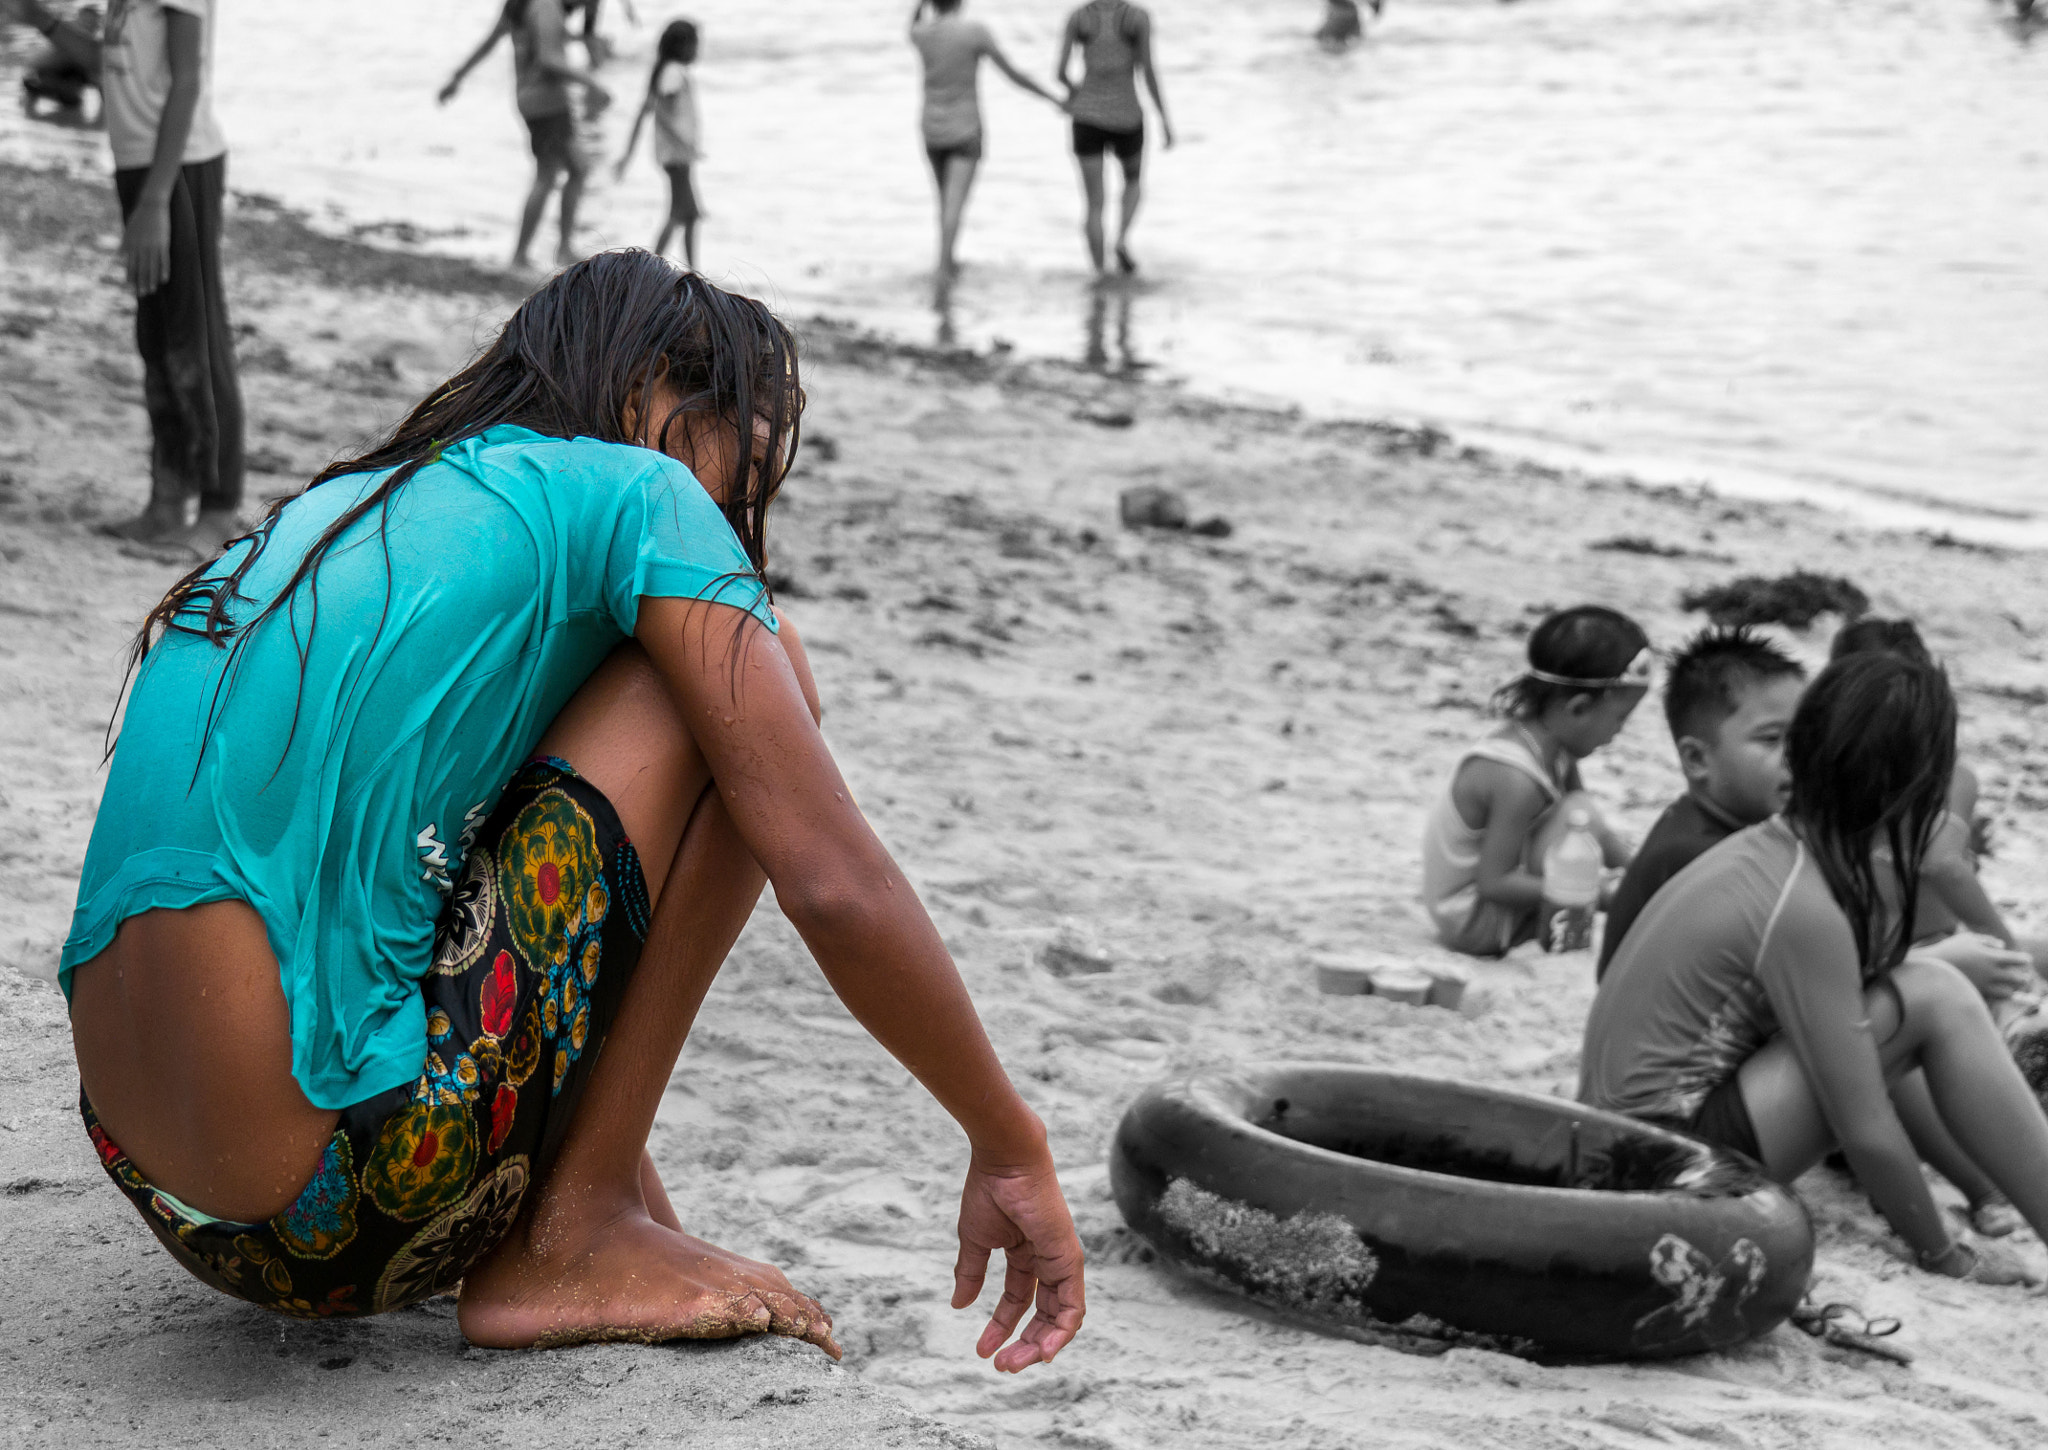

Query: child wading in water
<box><xmin>616</xmin><ymin>19</ymin><xmax>704</xmax><ymax>271</ymax></box>
<box><xmin>59</xmin><ymin>253</ymin><xmax>1085</xmax><ymax>1363</ymax></box>
<box><xmin>1421</xmin><ymin>606</ymin><xmax>1643</xmax><ymax>957</ymax></box>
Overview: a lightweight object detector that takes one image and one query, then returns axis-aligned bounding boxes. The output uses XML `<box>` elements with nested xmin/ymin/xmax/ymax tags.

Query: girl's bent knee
<box><xmin>1891</xmin><ymin>955</ymin><xmax>1989</xmax><ymax>1030</ymax></box>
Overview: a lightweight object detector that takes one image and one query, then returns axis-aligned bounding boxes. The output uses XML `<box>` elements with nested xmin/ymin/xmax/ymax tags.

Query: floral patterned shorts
<box><xmin>81</xmin><ymin>756</ymin><xmax>653</xmax><ymax>1320</ymax></box>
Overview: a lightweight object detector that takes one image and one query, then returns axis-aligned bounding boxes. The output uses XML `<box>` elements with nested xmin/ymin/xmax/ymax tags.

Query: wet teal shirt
<box><xmin>61</xmin><ymin>426</ymin><xmax>775</xmax><ymax>1109</ymax></box>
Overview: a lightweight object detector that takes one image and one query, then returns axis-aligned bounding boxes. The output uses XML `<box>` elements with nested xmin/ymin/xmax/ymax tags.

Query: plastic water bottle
<box><xmin>1540</xmin><ymin>809</ymin><xmax>1603</xmax><ymax>953</ymax></box>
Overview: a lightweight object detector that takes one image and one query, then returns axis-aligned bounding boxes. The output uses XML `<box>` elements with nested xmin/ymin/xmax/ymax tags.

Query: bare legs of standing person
<box><xmin>654</xmin><ymin>165</ymin><xmax>700</xmax><ymax>273</ymax></box>
<box><xmin>514</xmin><ymin>146</ymin><xmax>588</xmax><ymax>272</ymax></box>
<box><xmin>1076</xmin><ymin>151</ymin><xmax>1144</xmax><ymax>277</ymax></box>
<box><xmin>935</xmin><ymin>153</ymin><xmax>979</xmax><ymax>281</ymax></box>
<box><xmin>515</xmin><ymin>159</ymin><xmax>565</xmax><ymax>271</ymax></box>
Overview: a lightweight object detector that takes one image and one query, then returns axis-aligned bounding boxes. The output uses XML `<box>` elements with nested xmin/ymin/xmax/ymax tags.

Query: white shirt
<box><xmin>101</xmin><ymin>0</ymin><xmax>228</xmax><ymax>170</ymax></box>
<box><xmin>652</xmin><ymin>61</ymin><xmax>700</xmax><ymax>167</ymax></box>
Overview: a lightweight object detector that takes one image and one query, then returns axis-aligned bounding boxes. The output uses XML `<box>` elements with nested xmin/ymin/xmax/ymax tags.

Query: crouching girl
<box><xmin>61</xmin><ymin>252</ymin><xmax>1085</xmax><ymax>1365</ymax></box>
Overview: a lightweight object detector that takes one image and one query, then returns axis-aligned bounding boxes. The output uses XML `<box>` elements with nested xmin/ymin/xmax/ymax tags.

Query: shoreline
<box><xmin>8</xmin><ymin>158</ymin><xmax>2048</xmax><ymax>1446</ymax></box>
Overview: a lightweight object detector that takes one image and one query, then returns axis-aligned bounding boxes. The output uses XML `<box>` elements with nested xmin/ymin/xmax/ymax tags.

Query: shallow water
<box><xmin>4</xmin><ymin>0</ymin><xmax>2045</xmax><ymax>535</ymax></box>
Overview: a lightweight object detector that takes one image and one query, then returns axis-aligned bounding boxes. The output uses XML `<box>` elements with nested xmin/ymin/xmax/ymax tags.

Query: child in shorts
<box><xmin>1421</xmin><ymin>606</ymin><xmax>1644</xmax><ymax>957</ymax></box>
<box><xmin>1596</xmin><ymin>626</ymin><xmax>1806</xmax><ymax>980</ymax></box>
<box><xmin>616</xmin><ymin>19</ymin><xmax>704</xmax><ymax>271</ymax></box>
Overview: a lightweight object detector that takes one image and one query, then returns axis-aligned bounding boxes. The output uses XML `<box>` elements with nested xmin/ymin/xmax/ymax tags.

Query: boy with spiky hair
<box><xmin>1596</xmin><ymin>627</ymin><xmax>1806</xmax><ymax>980</ymax></box>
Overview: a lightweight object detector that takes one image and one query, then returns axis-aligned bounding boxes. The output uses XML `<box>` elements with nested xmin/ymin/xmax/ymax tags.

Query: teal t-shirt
<box><xmin>61</xmin><ymin>426</ymin><xmax>776</xmax><ymax>1110</ymax></box>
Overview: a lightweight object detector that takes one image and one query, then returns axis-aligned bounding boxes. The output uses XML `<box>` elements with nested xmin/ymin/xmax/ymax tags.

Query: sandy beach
<box><xmin>7</xmin><ymin>157</ymin><xmax>2048</xmax><ymax>1447</ymax></box>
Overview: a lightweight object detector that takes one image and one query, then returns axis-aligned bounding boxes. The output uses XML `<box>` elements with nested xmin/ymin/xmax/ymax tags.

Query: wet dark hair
<box><xmin>654</xmin><ymin>17</ymin><xmax>698</xmax><ymax>74</ymax></box>
<box><xmin>1664</xmin><ymin>625</ymin><xmax>1805</xmax><ymax>745</ymax></box>
<box><xmin>1493</xmin><ymin>605</ymin><xmax>1650</xmax><ymax>719</ymax></box>
<box><xmin>129</xmin><ymin>251</ymin><xmax>801</xmax><ymax>760</ymax></box>
<box><xmin>1786</xmin><ymin>653</ymin><xmax>1956</xmax><ymax>973</ymax></box>
<box><xmin>1830</xmin><ymin>616</ymin><xmax>1932</xmax><ymax>668</ymax></box>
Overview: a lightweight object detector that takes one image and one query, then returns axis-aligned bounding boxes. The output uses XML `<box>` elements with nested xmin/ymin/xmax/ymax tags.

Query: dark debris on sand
<box><xmin>1680</xmin><ymin>571</ymin><xmax>1870</xmax><ymax>631</ymax></box>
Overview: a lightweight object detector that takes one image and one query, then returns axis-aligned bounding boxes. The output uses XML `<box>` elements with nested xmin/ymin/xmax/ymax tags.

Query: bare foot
<box><xmin>95</xmin><ymin>500</ymin><xmax>188</xmax><ymax>543</ymax></box>
<box><xmin>638</xmin><ymin>1150</ymin><xmax>684</xmax><ymax>1234</ymax></box>
<box><xmin>1114</xmin><ymin>244</ymin><xmax>1138</xmax><ymax>276</ymax></box>
<box><xmin>457</xmin><ymin>1206</ymin><xmax>841</xmax><ymax>1357</ymax></box>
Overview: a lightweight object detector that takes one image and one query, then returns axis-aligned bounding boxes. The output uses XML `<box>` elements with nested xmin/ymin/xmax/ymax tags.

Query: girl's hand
<box><xmin>1915</xmin><ymin>933</ymin><xmax>2033</xmax><ymax>1002</ymax></box>
<box><xmin>437</xmin><ymin>76</ymin><xmax>461</xmax><ymax>104</ymax></box>
<box><xmin>951</xmin><ymin>1149</ymin><xmax>1086</xmax><ymax>1372</ymax></box>
<box><xmin>123</xmin><ymin>199</ymin><xmax>172</xmax><ymax>296</ymax></box>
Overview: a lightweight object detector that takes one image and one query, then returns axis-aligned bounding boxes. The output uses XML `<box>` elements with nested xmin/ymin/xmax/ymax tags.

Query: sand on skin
<box><xmin>6</xmin><ymin>161</ymin><xmax>2048</xmax><ymax>1448</ymax></box>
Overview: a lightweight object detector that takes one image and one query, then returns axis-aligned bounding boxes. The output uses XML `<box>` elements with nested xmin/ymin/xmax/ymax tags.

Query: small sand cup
<box><xmin>1365</xmin><ymin>964</ymin><xmax>1433</xmax><ymax>1005</ymax></box>
<box><xmin>1421</xmin><ymin>962</ymin><xmax>1470</xmax><ymax>1012</ymax></box>
<box><xmin>1314</xmin><ymin>958</ymin><xmax>1375</xmax><ymax>996</ymax></box>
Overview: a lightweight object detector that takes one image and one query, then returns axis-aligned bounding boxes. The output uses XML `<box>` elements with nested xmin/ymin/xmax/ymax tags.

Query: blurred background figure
<box><xmin>1316</xmin><ymin>0</ymin><xmax>1380</xmax><ymax>51</ymax></box>
<box><xmin>909</xmin><ymin>0</ymin><xmax>1064</xmax><ymax>284</ymax></box>
<box><xmin>615</xmin><ymin>17</ymin><xmax>703</xmax><ymax>270</ymax></box>
<box><xmin>439</xmin><ymin>0</ymin><xmax>612</xmax><ymax>270</ymax></box>
<box><xmin>1057</xmin><ymin>0</ymin><xmax>1172</xmax><ymax>276</ymax></box>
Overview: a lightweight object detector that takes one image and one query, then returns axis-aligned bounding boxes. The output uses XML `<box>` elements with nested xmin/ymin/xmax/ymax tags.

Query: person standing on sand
<box><xmin>440</xmin><ymin>0</ymin><xmax>612</xmax><ymax>271</ymax></box>
<box><xmin>58</xmin><ymin>252</ymin><xmax>1086</xmax><ymax>1364</ymax></box>
<box><xmin>616</xmin><ymin>19</ymin><xmax>705</xmax><ymax>271</ymax></box>
<box><xmin>1056</xmin><ymin>0</ymin><xmax>1173</xmax><ymax>276</ymax></box>
<box><xmin>909</xmin><ymin>0</ymin><xmax>1065</xmax><ymax>283</ymax></box>
<box><xmin>2</xmin><ymin>0</ymin><xmax>245</xmax><ymax>555</ymax></box>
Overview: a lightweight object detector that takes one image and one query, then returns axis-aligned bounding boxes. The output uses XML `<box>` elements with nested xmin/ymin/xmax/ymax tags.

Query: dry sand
<box><xmin>7</xmin><ymin>157</ymin><xmax>2048</xmax><ymax>1448</ymax></box>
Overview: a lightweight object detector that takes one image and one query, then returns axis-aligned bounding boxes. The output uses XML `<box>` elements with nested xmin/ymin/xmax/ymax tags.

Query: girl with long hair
<box><xmin>616</xmin><ymin>19</ymin><xmax>705</xmax><ymax>270</ymax></box>
<box><xmin>1582</xmin><ymin>652</ymin><xmax>2048</xmax><ymax>1284</ymax></box>
<box><xmin>61</xmin><ymin>252</ymin><xmax>1086</xmax><ymax>1361</ymax></box>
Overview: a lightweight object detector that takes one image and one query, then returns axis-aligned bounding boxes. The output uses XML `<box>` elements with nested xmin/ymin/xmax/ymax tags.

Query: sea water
<box><xmin>3</xmin><ymin>0</ymin><xmax>2044</xmax><ymax>538</ymax></box>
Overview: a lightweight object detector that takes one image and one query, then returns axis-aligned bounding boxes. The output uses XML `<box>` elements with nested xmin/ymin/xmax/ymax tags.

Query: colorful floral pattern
<box><xmin>431</xmin><ymin>845</ymin><xmax>498</xmax><ymax>976</ymax></box>
<box><xmin>364</xmin><ymin>1099</ymin><xmax>477</xmax><ymax>1223</ymax></box>
<box><xmin>273</xmin><ymin>1131</ymin><xmax>360</xmax><ymax>1260</ymax></box>
<box><xmin>499</xmin><ymin>789</ymin><xmax>604</xmax><ymax>976</ymax></box>
<box><xmin>375</xmin><ymin>1157</ymin><xmax>530</xmax><ymax>1313</ymax></box>
<box><xmin>79</xmin><ymin>757</ymin><xmax>652</xmax><ymax>1321</ymax></box>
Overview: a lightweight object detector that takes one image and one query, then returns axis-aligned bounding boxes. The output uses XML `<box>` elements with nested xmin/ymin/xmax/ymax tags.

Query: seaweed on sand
<box><xmin>1680</xmin><ymin>572</ymin><xmax>1868</xmax><ymax>631</ymax></box>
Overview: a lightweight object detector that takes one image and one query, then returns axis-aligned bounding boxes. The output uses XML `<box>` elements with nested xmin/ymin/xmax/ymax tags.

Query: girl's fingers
<box><xmin>952</xmin><ymin>1240</ymin><xmax>993</xmax><ymax>1309</ymax></box>
<box><xmin>975</xmin><ymin>1255</ymin><xmax>1041</xmax><ymax>1358</ymax></box>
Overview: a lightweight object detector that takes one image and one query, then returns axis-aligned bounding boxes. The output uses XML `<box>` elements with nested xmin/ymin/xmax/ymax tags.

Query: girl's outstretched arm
<box><xmin>440</xmin><ymin>14</ymin><xmax>512</xmax><ymax>103</ymax></box>
<box><xmin>634</xmin><ymin>593</ymin><xmax>1086</xmax><ymax>1372</ymax></box>
<box><xmin>614</xmin><ymin>89</ymin><xmax>656</xmax><ymax>179</ymax></box>
<box><xmin>986</xmin><ymin>38</ymin><xmax>1061</xmax><ymax>105</ymax></box>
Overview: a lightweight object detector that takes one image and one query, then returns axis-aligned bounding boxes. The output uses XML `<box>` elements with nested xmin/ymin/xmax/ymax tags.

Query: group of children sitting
<box><xmin>1424</xmin><ymin>605</ymin><xmax>2048</xmax><ymax>1286</ymax></box>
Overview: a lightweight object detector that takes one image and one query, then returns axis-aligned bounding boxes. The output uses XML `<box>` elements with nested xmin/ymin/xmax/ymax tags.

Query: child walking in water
<box><xmin>440</xmin><ymin>0</ymin><xmax>612</xmax><ymax>271</ymax></box>
<box><xmin>616</xmin><ymin>20</ymin><xmax>704</xmax><ymax>271</ymax></box>
<box><xmin>1057</xmin><ymin>0</ymin><xmax>1173</xmax><ymax>276</ymax></box>
<box><xmin>59</xmin><ymin>253</ymin><xmax>1085</xmax><ymax>1363</ymax></box>
<box><xmin>1421</xmin><ymin>606</ymin><xmax>1643</xmax><ymax>957</ymax></box>
<box><xmin>909</xmin><ymin>0</ymin><xmax>1065</xmax><ymax>283</ymax></box>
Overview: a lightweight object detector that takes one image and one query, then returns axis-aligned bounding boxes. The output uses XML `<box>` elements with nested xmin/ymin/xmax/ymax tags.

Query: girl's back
<box><xmin>1580</xmin><ymin>818</ymin><xmax>1822</xmax><ymax>1124</ymax></box>
<box><xmin>1066</xmin><ymin>0</ymin><xmax>1147</xmax><ymax>130</ymax></box>
<box><xmin>66</xmin><ymin>430</ymin><xmax>770</xmax><ymax>1106</ymax></box>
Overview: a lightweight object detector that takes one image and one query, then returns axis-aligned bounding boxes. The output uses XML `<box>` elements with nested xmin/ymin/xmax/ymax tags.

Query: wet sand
<box><xmin>7</xmin><ymin>161</ymin><xmax>2048</xmax><ymax>1447</ymax></box>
